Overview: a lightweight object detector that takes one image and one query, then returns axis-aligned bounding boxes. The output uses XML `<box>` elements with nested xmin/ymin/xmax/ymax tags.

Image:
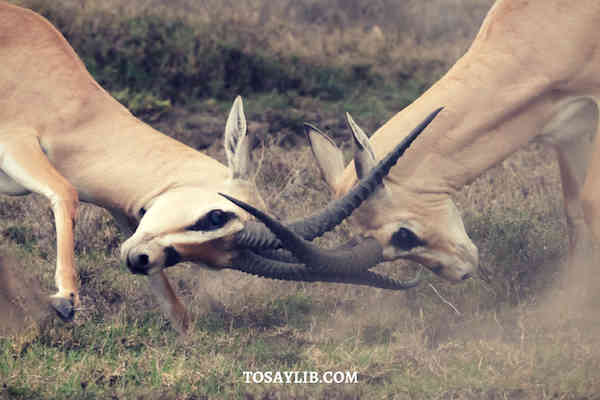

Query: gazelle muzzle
<box><xmin>220</xmin><ymin>108</ymin><xmax>443</xmax><ymax>288</ymax></box>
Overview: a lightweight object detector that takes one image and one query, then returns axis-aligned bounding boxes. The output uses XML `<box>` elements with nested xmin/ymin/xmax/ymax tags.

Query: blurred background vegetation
<box><xmin>4</xmin><ymin>1</ymin><xmax>600</xmax><ymax>399</ymax></box>
<box><xmin>17</xmin><ymin>0</ymin><xmax>491</xmax><ymax>128</ymax></box>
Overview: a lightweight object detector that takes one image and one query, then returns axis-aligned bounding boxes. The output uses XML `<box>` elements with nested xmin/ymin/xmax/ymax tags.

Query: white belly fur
<box><xmin>539</xmin><ymin>96</ymin><xmax>598</xmax><ymax>145</ymax></box>
<box><xmin>0</xmin><ymin>168</ymin><xmax>30</xmax><ymax>195</ymax></box>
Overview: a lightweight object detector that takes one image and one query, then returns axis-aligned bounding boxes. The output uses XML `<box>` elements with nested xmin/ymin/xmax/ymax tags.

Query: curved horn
<box><xmin>222</xmin><ymin>107</ymin><xmax>442</xmax><ymax>275</ymax></box>
<box><xmin>232</xmin><ymin>107</ymin><xmax>443</xmax><ymax>250</ymax></box>
<box><xmin>221</xmin><ymin>193</ymin><xmax>383</xmax><ymax>274</ymax></box>
<box><xmin>288</xmin><ymin>107</ymin><xmax>443</xmax><ymax>240</ymax></box>
<box><xmin>229</xmin><ymin>250</ymin><xmax>422</xmax><ymax>290</ymax></box>
<box><xmin>233</xmin><ymin>220</ymin><xmax>282</xmax><ymax>249</ymax></box>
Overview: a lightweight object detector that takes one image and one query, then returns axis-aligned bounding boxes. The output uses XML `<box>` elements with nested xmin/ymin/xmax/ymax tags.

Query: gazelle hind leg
<box><xmin>542</xmin><ymin>98</ymin><xmax>598</xmax><ymax>261</ymax></box>
<box><xmin>555</xmin><ymin>142</ymin><xmax>593</xmax><ymax>260</ymax></box>
<box><xmin>0</xmin><ymin>127</ymin><xmax>80</xmax><ymax>320</ymax></box>
<box><xmin>582</xmin><ymin>140</ymin><xmax>600</xmax><ymax>242</ymax></box>
<box><xmin>577</xmin><ymin>98</ymin><xmax>600</xmax><ymax>244</ymax></box>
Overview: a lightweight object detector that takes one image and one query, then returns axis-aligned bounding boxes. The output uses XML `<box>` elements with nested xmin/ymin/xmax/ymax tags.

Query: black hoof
<box><xmin>50</xmin><ymin>297</ymin><xmax>75</xmax><ymax>322</ymax></box>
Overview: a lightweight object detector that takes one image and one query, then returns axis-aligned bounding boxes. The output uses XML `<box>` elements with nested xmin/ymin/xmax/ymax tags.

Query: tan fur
<box><xmin>315</xmin><ymin>0</ymin><xmax>600</xmax><ymax>281</ymax></box>
<box><xmin>0</xmin><ymin>2</ymin><xmax>263</xmax><ymax>332</ymax></box>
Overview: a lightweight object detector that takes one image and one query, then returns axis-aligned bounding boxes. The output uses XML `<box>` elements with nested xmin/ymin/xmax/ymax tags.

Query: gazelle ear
<box><xmin>225</xmin><ymin>96</ymin><xmax>251</xmax><ymax>180</ymax></box>
<box><xmin>346</xmin><ymin>113</ymin><xmax>390</xmax><ymax>200</ymax></box>
<box><xmin>305</xmin><ymin>123</ymin><xmax>346</xmax><ymax>191</ymax></box>
<box><xmin>346</xmin><ymin>112</ymin><xmax>377</xmax><ymax>179</ymax></box>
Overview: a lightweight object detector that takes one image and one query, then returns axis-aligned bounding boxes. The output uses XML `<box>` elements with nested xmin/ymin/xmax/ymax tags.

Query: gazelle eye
<box><xmin>391</xmin><ymin>227</ymin><xmax>425</xmax><ymax>250</ymax></box>
<box><xmin>139</xmin><ymin>208</ymin><xmax>146</xmax><ymax>218</ymax></box>
<box><xmin>188</xmin><ymin>210</ymin><xmax>232</xmax><ymax>231</ymax></box>
<box><xmin>209</xmin><ymin>210</ymin><xmax>225</xmax><ymax>226</ymax></box>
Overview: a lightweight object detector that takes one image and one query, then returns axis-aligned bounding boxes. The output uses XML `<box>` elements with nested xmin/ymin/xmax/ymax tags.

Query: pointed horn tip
<box><xmin>402</xmin><ymin>106</ymin><xmax>445</xmax><ymax>143</ymax></box>
<box><xmin>218</xmin><ymin>192</ymin><xmax>274</xmax><ymax>227</ymax></box>
<box><xmin>423</xmin><ymin>106</ymin><xmax>444</xmax><ymax>122</ymax></box>
<box><xmin>218</xmin><ymin>192</ymin><xmax>247</xmax><ymax>211</ymax></box>
<box><xmin>425</xmin><ymin>107</ymin><xmax>444</xmax><ymax>122</ymax></box>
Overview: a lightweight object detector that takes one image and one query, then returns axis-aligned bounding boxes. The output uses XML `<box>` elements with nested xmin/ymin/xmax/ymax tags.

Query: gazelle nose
<box><xmin>127</xmin><ymin>252</ymin><xmax>150</xmax><ymax>275</ymax></box>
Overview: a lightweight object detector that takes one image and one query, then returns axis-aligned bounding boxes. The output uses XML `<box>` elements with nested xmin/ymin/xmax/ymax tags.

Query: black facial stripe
<box><xmin>187</xmin><ymin>210</ymin><xmax>235</xmax><ymax>231</ymax></box>
<box><xmin>164</xmin><ymin>246</ymin><xmax>181</xmax><ymax>267</ymax></box>
<box><xmin>391</xmin><ymin>227</ymin><xmax>426</xmax><ymax>251</ymax></box>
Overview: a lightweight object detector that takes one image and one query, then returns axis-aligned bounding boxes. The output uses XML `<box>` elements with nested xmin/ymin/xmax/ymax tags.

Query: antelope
<box><xmin>1</xmin><ymin>2</ymin><xmax>441</xmax><ymax>332</ymax></box>
<box><xmin>232</xmin><ymin>0</ymin><xmax>600</xmax><ymax>284</ymax></box>
<box><xmin>0</xmin><ymin>0</ymin><xmax>274</xmax><ymax>331</ymax></box>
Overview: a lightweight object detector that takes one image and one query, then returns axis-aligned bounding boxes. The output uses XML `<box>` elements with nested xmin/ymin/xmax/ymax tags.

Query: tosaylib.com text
<box><xmin>243</xmin><ymin>370</ymin><xmax>358</xmax><ymax>384</ymax></box>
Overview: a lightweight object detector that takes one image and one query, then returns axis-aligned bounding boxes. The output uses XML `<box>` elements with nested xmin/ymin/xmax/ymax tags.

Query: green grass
<box><xmin>2</xmin><ymin>1</ymin><xmax>600</xmax><ymax>399</ymax></box>
<box><xmin>1</xmin><ymin>196</ymin><xmax>599</xmax><ymax>399</ymax></box>
<box><xmin>24</xmin><ymin>2</ymin><xmax>402</xmax><ymax>115</ymax></box>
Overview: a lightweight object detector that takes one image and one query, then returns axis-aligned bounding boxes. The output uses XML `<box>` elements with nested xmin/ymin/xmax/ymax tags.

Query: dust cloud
<box><xmin>538</xmin><ymin>247</ymin><xmax>600</xmax><ymax>334</ymax></box>
<box><xmin>0</xmin><ymin>253</ymin><xmax>48</xmax><ymax>336</ymax></box>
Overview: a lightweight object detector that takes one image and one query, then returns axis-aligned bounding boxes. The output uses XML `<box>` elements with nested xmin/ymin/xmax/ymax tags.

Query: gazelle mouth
<box><xmin>126</xmin><ymin>251</ymin><xmax>151</xmax><ymax>275</ymax></box>
<box><xmin>127</xmin><ymin>257</ymin><xmax>148</xmax><ymax>275</ymax></box>
<box><xmin>164</xmin><ymin>246</ymin><xmax>181</xmax><ymax>267</ymax></box>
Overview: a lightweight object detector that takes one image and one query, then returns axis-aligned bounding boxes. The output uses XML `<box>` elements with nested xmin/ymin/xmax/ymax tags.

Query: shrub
<box><xmin>26</xmin><ymin>2</ymin><xmax>389</xmax><ymax>110</ymax></box>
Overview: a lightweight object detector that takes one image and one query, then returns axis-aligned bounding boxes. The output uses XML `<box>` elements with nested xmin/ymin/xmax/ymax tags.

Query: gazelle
<box><xmin>1</xmin><ymin>2</ymin><xmax>439</xmax><ymax>331</ymax></box>
<box><xmin>0</xmin><ymin>0</ymin><xmax>276</xmax><ymax>331</ymax></box>
<box><xmin>246</xmin><ymin>0</ymin><xmax>600</xmax><ymax>283</ymax></box>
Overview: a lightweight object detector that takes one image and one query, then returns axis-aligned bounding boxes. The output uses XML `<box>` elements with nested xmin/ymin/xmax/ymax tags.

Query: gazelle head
<box><xmin>121</xmin><ymin>96</ymin><xmax>265</xmax><ymax>275</ymax></box>
<box><xmin>215</xmin><ymin>109</ymin><xmax>446</xmax><ymax>289</ymax></box>
<box><xmin>306</xmin><ymin>113</ymin><xmax>478</xmax><ymax>282</ymax></box>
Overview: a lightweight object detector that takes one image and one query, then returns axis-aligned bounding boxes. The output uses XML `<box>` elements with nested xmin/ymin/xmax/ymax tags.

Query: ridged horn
<box><xmin>221</xmin><ymin>193</ymin><xmax>383</xmax><ymax>274</ymax></box>
<box><xmin>223</xmin><ymin>107</ymin><xmax>442</xmax><ymax>274</ymax></box>
<box><xmin>288</xmin><ymin>107</ymin><xmax>443</xmax><ymax>240</ymax></box>
<box><xmin>232</xmin><ymin>107</ymin><xmax>442</xmax><ymax>250</ymax></box>
<box><xmin>229</xmin><ymin>250</ymin><xmax>422</xmax><ymax>290</ymax></box>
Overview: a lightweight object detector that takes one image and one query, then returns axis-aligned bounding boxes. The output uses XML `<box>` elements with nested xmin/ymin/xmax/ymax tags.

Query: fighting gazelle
<box><xmin>1</xmin><ymin>2</ymin><xmax>443</xmax><ymax>331</ymax></box>
<box><xmin>0</xmin><ymin>0</ymin><xmax>274</xmax><ymax>331</ymax></box>
<box><xmin>231</xmin><ymin>0</ymin><xmax>600</xmax><ymax>283</ymax></box>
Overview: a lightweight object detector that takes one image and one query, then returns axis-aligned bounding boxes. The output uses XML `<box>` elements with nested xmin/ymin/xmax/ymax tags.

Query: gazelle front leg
<box><xmin>148</xmin><ymin>272</ymin><xmax>190</xmax><ymax>333</ymax></box>
<box><xmin>110</xmin><ymin>210</ymin><xmax>189</xmax><ymax>333</ymax></box>
<box><xmin>0</xmin><ymin>128</ymin><xmax>80</xmax><ymax>320</ymax></box>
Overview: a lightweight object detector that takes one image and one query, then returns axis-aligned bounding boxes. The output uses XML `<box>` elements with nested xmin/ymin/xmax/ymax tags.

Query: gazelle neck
<box><xmin>43</xmin><ymin>109</ymin><xmax>230</xmax><ymax>220</ymax></box>
<box><xmin>341</xmin><ymin>0</ymin><xmax>600</xmax><ymax>198</ymax></box>
<box><xmin>340</xmin><ymin>55</ymin><xmax>554</xmax><ymax>197</ymax></box>
<box><xmin>373</xmin><ymin>71</ymin><xmax>554</xmax><ymax>195</ymax></box>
